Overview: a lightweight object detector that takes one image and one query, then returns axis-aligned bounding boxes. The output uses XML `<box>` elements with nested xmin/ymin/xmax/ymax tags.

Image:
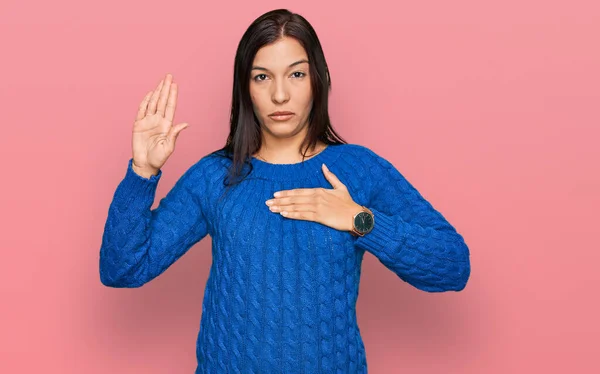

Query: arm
<box><xmin>99</xmin><ymin>158</ymin><xmax>210</xmax><ymax>288</ymax></box>
<box><xmin>353</xmin><ymin>149</ymin><xmax>471</xmax><ymax>292</ymax></box>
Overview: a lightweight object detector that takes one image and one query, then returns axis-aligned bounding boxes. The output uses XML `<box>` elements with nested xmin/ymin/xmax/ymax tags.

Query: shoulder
<box><xmin>337</xmin><ymin>143</ymin><xmax>392</xmax><ymax>169</ymax></box>
<box><xmin>183</xmin><ymin>148</ymin><xmax>238</xmax><ymax>197</ymax></box>
<box><xmin>177</xmin><ymin>150</ymin><xmax>230</xmax><ymax>217</ymax></box>
<box><xmin>168</xmin><ymin>150</ymin><xmax>228</xmax><ymax>194</ymax></box>
<box><xmin>186</xmin><ymin>148</ymin><xmax>231</xmax><ymax>176</ymax></box>
<box><xmin>338</xmin><ymin>143</ymin><xmax>407</xmax><ymax>192</ymax></box>
<box><xmin>197</xmin><ymin>149</ymin><xmax>231</xmax><ymax>173</ymax></box>
<box><xmin>331</xmin><ymin>143</ymin><xmax>400</xmax><ymax>201</ymax></box>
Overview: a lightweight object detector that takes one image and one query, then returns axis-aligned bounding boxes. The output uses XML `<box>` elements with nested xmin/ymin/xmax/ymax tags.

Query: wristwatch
<box><xmin>350</xmin><ymin>206</ymin><xmax>375</xmax><ymax>237</ymax></box>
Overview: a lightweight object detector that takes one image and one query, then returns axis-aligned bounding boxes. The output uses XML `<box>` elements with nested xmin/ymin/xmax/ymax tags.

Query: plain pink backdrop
<box><xmin>1</xmin><ymin>1</ymin><xmax>598</xmax><ymax>373</ymax></box>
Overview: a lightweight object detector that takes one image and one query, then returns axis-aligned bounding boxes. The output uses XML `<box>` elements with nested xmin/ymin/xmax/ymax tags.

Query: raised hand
<box><xmin>131</xmin><ymin>73</ymin><xmax>189</xmax><ymax>178</ymax></box>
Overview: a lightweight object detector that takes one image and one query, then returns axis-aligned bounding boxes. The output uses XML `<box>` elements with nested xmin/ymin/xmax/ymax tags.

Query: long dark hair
<box><xmin>211</xmin><ymin>8</ymin><xmax>347</xmax><ymax>191</ymax></box>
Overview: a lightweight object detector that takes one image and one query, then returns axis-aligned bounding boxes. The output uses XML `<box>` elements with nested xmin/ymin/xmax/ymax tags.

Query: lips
<box><xmin>269</xmin><ymin>111</ymin><xmax>294</xmax><ymax>116</ymax></box>
<box><xmin>269</xmin><ymin>112</ymin><xmax>295</xmax><ymax>121</ymax></box>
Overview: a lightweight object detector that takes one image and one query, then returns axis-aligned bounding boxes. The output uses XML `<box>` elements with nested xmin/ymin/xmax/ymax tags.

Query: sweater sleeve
<box><xmin>353</xmin><ymin>149</ymin><xmax>471</xmax><ymax>292</ymax></box>
<box><xmin>99</xmin><ymin>158</ymin><xmax>210</xmax><ymax>288</ymax></box>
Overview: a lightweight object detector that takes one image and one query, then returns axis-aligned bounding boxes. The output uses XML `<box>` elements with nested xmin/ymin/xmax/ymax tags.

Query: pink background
<box><xmin>1</xmin><ymin>0</ymin><xmax>599</xmax><ymax>373</ymax></box>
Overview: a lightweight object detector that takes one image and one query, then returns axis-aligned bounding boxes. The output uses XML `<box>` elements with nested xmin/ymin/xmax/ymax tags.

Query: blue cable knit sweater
<box><xmin>99</xmin><ymin>143</ymin><xmax>470</xmax><ymax>373</ymax></box>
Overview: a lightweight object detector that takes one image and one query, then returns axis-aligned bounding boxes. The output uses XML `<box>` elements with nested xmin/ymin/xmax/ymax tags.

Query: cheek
<box><xmin>306</xmin><ymin>99</ymin><xmax>313</xmax><ymax>113</ymax></box>
<box><xmin>299</xmin><ymin>83</ymin><xmax>312</xmax><ymax>102</ymax></box>
<box><xmin>300</xmin><ymin>90</ymin><xmax>313</xmax><ymax>110</ymax></box>
<box><xmin>250</xmin><ymin>93</ymin><xmax>264</xmax><ymax>114</ymax></box>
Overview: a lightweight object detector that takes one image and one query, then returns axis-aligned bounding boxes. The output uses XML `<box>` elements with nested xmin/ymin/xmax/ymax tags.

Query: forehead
<box><xmin>252</xmin><ymin>37</ymin><xmax>308</xmax><ymax>68</ymax></box>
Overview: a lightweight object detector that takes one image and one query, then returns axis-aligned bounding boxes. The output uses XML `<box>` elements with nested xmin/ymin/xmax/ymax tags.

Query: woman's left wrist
<box><xmin>347</xmin><ymin>203</ymin><xmax>364</xmax><ymax>232</ymax></box>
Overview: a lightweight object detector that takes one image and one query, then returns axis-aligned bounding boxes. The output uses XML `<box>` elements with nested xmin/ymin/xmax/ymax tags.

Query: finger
<box><xmin>146</xmin><ymin>78</ymin><xmax>164</xmax><ymax>116</ymax></box>
<box><xmin>136</xmin><ymin>90</ymin><xmax>153</xmax><ymax>121</ymax></box>
<box><xmin>156</xmin><ymin>74</ymin><xmax>173</xmax><ymax>117</ymax></box>
<box><xmin>168</xmin><ymin>122</ymin><xmax>189</xmax><ymax>145</ymax></box>
<box><xmin>280</xmin><ymin>210</ymin><xmax>317</xmax><ymax>221</ymax></box>
<box><xmin>273</xmin><ymin>203</ymin><xmax>317</xmax><ymax>213</ymax></box>
<box><xmin>274</xmin><ymin>187</ymin><xmax>324</xmax><ymax>197</ymax></box>
<box><xmin>322</xmin><ymin>163</ymin><xmax>346</xmax><ymax>190</ymax></box>
<box><xmin>270</xmin><ymin>195</ymin><xmax>314</xmax><ymax>207</ymax></box>
<box><xmin>164</xmin><ymin>82</ymin><xmax>178</xmax><ymax>123</ymax></box>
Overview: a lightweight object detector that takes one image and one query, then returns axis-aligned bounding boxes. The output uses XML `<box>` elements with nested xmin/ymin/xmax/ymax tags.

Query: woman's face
<box><xmin>249</xmin><ymin>36</ymin><xmax>313</xmax><ymax>140</ymax></box>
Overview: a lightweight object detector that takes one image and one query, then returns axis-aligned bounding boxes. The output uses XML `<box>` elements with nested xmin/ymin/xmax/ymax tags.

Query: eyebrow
<box><xmin>251</xmin><ymin>59</ymin><xmax>309</xmax><ymax>72</ymax></box>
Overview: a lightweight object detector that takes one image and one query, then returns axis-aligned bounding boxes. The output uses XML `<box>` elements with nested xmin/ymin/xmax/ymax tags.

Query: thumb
<box><xmin>169</xmin><ymin>122</ymin><xmax>189</xmax><ymax>144</ymax></box>
<box><xmin>322</xmin><ymin>163</ymin><xmax>346</xmax><ymax>190</ymax></box>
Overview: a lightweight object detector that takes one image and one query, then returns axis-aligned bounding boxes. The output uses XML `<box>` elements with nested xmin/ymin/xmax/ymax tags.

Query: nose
<box><xmin>271</xmin><ymin>79</ymin><xmax>290</xmax><ymax>103</ymax></box>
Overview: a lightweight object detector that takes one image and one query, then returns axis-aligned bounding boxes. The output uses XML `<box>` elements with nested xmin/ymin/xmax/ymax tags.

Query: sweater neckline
<box><xmin>248</xmin><ymin>143</ymin><xmax>343</xmax><ymax>181</ymax></box>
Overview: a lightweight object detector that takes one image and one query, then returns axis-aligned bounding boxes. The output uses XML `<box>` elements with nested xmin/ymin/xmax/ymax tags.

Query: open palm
<box><xmin>132</xmin><ymin>73</ymin><xmax>189</xmax><ymax>175</ymax></box>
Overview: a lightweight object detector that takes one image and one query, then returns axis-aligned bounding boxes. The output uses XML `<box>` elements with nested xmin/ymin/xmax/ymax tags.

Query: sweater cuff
<box><xmin>353</xmin><ymin>207</ymin><xmax>406</xmax><ymax>255</ymax></box>
<box><xmin>113</xmin><ymin>158</ymin><xmax>163</xmax><ymax>210</ymax></box>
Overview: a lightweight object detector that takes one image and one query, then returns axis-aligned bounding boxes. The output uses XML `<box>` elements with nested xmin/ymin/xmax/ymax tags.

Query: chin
<box><xmin>265</xmin><ymin>120</ymin><xmax>303</xmax><ymax>134</ymax></box>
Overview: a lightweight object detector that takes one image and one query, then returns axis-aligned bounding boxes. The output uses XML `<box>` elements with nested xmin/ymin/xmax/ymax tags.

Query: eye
<box><xmin>253</xmin><ymin>74</ymin><xmax>267</xmax><ymax>82</ymax></box>
<box><xmin>252</xmin><ymin>71</ymin><xmax>306</xmax><ymax>82</ymax></box>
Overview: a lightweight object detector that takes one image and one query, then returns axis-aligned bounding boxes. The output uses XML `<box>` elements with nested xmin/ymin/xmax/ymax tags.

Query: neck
<box><xmin>247</xmin><ymin>142</ymin><xmax>343</xmax><ymax>182</ymax></box>
<box><xmin>254</xmin><ymin>139</ymin><xmax>328</xmax><ymax>164</ymax></box>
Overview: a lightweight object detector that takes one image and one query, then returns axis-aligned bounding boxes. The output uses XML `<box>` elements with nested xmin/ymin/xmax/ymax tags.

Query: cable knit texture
<box><xmin>99</xmin><ymin>143</ymin><xmax>471</xmax><ymax>373</ymax></box>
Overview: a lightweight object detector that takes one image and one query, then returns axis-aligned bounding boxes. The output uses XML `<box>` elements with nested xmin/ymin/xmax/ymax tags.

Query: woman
<box><xmin>99</xmin><ymin>8</ymin><xmax>471</xmax><ymax>373</ymax></box>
